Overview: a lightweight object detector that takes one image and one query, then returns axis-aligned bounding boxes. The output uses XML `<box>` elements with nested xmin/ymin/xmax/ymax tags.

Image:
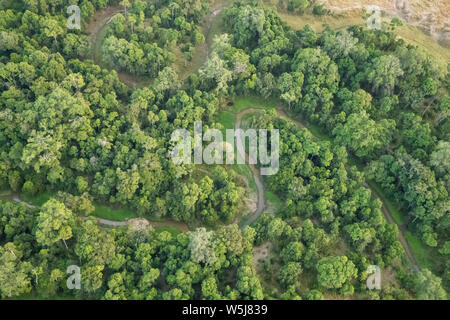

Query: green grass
<box><xmin>404</xmin><ymin>231</ymin><xmax>433</xmax><ymax>270</ymax></box>
<box><xmin>174</xmin><ymin>0</ymin><xmax>231</xmax><ymax>79</ymax></box>
<box><xmin>154</xmin><ymin>226</ymin><xmax>181</xmax><ymax>236</ymax></box>
<box><xmin>205</xmin><ymin>1</ymin><xmax>228</xmax><ymax>50</ymax></box>
<box><xmin>0</xmin><ymin>189</ymin><xmax>12</xmax><ymax>197</ymax></box>
<box><xmin>238</xmin><ymin>212</ymin><xmax>254</xmax><ymax>228</ymax></box>
<box><xmin>92</xmin><ymin>204</ymin><xmax>137</xmax><ymax>221</ymax></box>
<box><xmin>232</xmin><ymin>164</ymin><xmax>257</xmax><ymax>191</ymax></box>
<box><xmin>306</xmin><ymin>122</ymin><xmax>332</xmax><ymax>143</ymax></box>
<box><xmin>265</xmin><ymin>190</ymin><xmax>283</xmax><ymax>212</ymax></box>
<box><xmin>228</xmin><ymin>95</ymin><xmax>278</xmax><ymax>113</ymax></box>
<box><xmin>22</xmin><ymin>192</ymin><xmax>53</xmax><ymax>206</ymax></box>
<box><xmin>368</xmin><ymin>180</ymin><xmax>404</xmax><ymax>225</ymax></box>
<box><xmin>217</xmin><ymin>110</ymin><xmax>235</xmax><ymax>132</ymax></box>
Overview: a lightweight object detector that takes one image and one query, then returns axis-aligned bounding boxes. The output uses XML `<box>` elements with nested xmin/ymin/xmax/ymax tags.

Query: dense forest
<box><xmin>0</xmin><ymin>0</ymin><xmax>448</xmax><ymax>300</ymax></box>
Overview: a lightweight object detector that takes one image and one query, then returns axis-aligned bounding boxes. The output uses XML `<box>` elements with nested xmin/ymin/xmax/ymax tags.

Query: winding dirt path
<box><xmin>1</xmin><ymin>193</ymin><xmax>189</xmax><ymax>232</ymax></box>
<box><xmin>272</xmin><ymin>108</ymin><xmax>419</xmax><ymax>270</ymax></box>
<box><xmin>235</xmin><ymin>109</ymin><xmax>266</xmax><ymax>228</ymax></box>
<box><xmin>364</xmin><ymin>182</ymin><xmax>419</xmax><ymax>270</ymax></box>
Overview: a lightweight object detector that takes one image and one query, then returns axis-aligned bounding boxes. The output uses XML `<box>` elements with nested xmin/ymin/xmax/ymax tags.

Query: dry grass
<box><xmin>394</xmin><ymin>23</ymin><xmax>450</xmax><ymax>63</ymax></box>
<box><xmin>263</xmin><ymin>0</ymin><xmax>450</xmax><ymax>65</ymax></box>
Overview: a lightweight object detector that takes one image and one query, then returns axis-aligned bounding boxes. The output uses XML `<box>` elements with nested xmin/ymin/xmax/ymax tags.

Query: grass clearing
<box><xmin>22</xmin><ymin>192</ymin><xmax>53</xmax><ymax>206</ymax></box>
<box><xmin>173</xmin><ymin>0</ymin><xmax>231</xmax><ymax>79</ymax></box>
<box><xmin>394</xmin><ymin>24</ymin><xmax>450</xmax><ymax>64</ymax></box>
<box><xmin>0</xmin><ymin>189</ymin><xmax>12</xmax><ymax>197</ymax></box>
<box><xmin>228</xmin><ymin>95</ymin><xmax>279</xmax><ymax>113</ymax></box>
<box><xmin>173</xmin><ymin>44</ymin><xmax>207</xmax><ymax>80</ymax></box>
<box><xmin>232</xmin><ymin>164</ymin><xmax>257</xmax><ymax>191</ymax></box>
<box><xmin>154</xmin><ymin>225</ymin><xmax>181</xmax><ymax>236</ymax></box>
<box><xmin>217</xmin><ymin>110</ymin><xmax>235</xmax><ymax>132</ymax></box>
<box><xmin>264</xmin><ymin>190</ymin><xmax>283</xmax><ymax>212</ymax></box>
<box><xmin>92</xmin><ymin>204</ymin><xmax>137</xmax><ymax>221</ymax></box>
<box><xmin>404</xmin><ymin>231</ymin><xmax>433</xmax><ymax>270</ymax></box>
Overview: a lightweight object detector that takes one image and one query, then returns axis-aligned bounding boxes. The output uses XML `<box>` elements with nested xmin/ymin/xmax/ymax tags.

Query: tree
<box><xmin>104</xmin><ymin>273</ymin><xmax>127</xmax><ymax>300</ymax></box>
<box><xmin>280</xmin><ymin>241</ymin><xmax>305</xmax><ymax>263</ymax></box>
<box><xmin>225</xmin><ymin>5</ymin><xmax>265</xmax><ymax>48</ymax></box>
<box><xmin>414</xmin><ymin>269</ymin><xmax>447</xmax><ymax>300</ymax></box>
<box><xmin>42</xmin><ymin>17</ymin><xmax>64</xmax><ymax>44</ymax></box>
<box><xmin>278</xmin><ymin>262</ymin><xmax>302</xmax><ymax>288</ymax></box>
<box><xmin>201</xmin><ymin>275</ymin><xmax>221</xmax><ymax>299</ymax></box>
<box><xmin>322</xmin><ymin>29</ymin><xmax>358</xmax><ymax>60</ymax></box>
<box><xmin>430</xmin><ymin>141</ymin><xmax>450</xmax><ymax>179</ymax></box>
<box><xmin>0</xmin><ymin>243</ymin><xmax>31</xmax><ymax>298</ymax></box>
<box><xmin>236</xmin><ymin>265</ymin><xmax>264</xmax><ymax>299</ymax></box>
<box><xmin>153</xmin><ymin>66</ymin><xmax>179</xmax><ymax>97</ymax></box>
<box><xmin>366</xmin><ymin>55</ymin><xmax>403</xmax><ymax>96</ymax></box>
<box><xmin>188</xmin><ymin>228</ymin><xmax>217</xmax><ymax>266</ymax></box>
<box><xmin>199</xmin><ymin>52</ymin><xmax>232</xmax><ymax>92</ymax></box>
<box><xmin>0</xmin><ymin>31</ymin><xmax>20</xmax><ymax>51</ymax></box>
<box><xmin>316</xmin><ymin>256</ymin><xmax>357</xmax><ymax>289</ymax></box>
<box><xmin>82</xmin><ymin>265</ymin><xmax>104</xmax><ymax>293</ymax></box>
<box><xmin>120</xmin><ymin>0</ymin><xmax>131</xmax><ymax>17</ymax></box>
<box><xmin>291</xmin><ymin>47</ymin><xmax>339</xmax><ymax>122</ymax></box>
<box><xmin>35</xmin><ymin>199</ymin><xmax>74</xmax><ymax>249</ymax></box>
<box><xmin>286</xmin><ymin>0</ymin><xmax>310</xmax><ymax>14</ymax></box>
<box><xmin>333</xmin><ymin>111</ymin><xmax>395</xmax><ymax>158</ymax></box>
<box><xmin>75</xmin><ymin>218</ymin><xmax>116</xmax><ymax>266</ymax></box>
<box><xmin>216</xmin><ymin>224</ymin><xmax>244</xmax><ymax>261</ymax></box>
<box><xmin>304</xmin><ymin>289</ymin><xmax>324</xmax><ymax>300</ymax></box>
<box><xmin>278</xmin><ymin>72</ymin><xmax>303</xmax><ymax>109</ymax></box>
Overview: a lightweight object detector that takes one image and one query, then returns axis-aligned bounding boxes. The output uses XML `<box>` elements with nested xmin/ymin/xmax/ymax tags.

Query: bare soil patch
<box><xmin>253</xmin><ymin>242</ymin><xmax>271</xmax><ymax>266</ymax></box>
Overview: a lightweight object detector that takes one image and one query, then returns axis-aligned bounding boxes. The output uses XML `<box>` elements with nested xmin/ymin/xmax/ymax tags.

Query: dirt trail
<box><xmin>85</xmin><ymin>5</ymin><xmax>124</xmax><ymax>60</ymax></box>
<box><xmin>3</xmin><ymin>193</ymin><xmax>189</xmax><ymax>232</ymax></box>
<box><xmin>85</xmin><ymin>5</ymin><xmax>154</xmax><ymax>86</ymax></box>
<box><xmin>85</xmin><ymin>5</ymin><xmax>123</xmax><ymax>42</ymax></box>
<box><xmin>204</xmin><ymin>0</ymin><xmax>234</xmax><ymax>59</ymax></box>
<box><xmin>236</xmin><ymin>109</ymin><xmax>266</xmax><ymax>228</ymax></box>
<box><xmin>364</xmin><ymin>182</ymin><xmax>419</xmax><ymax>270</ymax></box>
<box><xmin>205</xmin><ymin>5</ymin><xmax>223</xmax><ymax>60</ymax></box>
<box><xmin>272</xmin><ymin>108</ymin><xmax>420</xmax><ymax>270</ymax></box>
<box><xmin>87</xmin><ymin>216</ymin><xmax>189</xmax><ymax>232</ymax></box>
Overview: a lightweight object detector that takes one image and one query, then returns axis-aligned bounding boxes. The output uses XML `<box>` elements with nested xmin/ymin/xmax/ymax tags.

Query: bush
<box><xmin>312</xmin><ymin>5</ymin><xmax>328</xmax><ymax>16</ymax></box>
